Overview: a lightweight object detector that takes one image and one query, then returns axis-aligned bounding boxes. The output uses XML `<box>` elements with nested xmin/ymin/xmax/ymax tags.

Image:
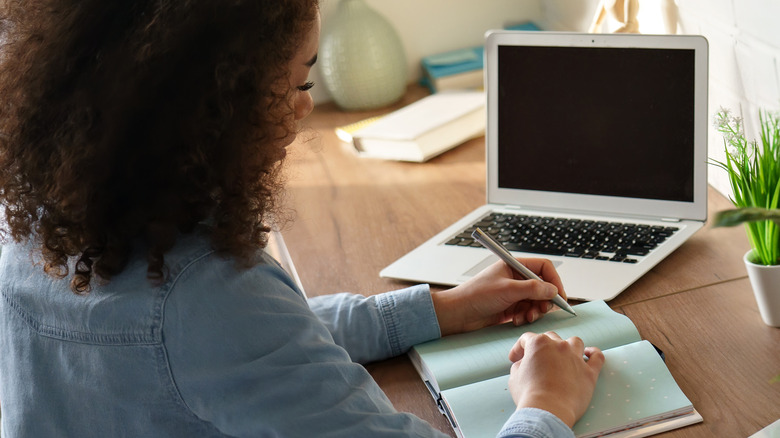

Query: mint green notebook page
<box><xmin>413</xmin><ymin>300</ymin><xmax>641</xmax><ymax>392</ymax></box>
<box><xmin>441</xmin><ymin>340</ymin><xmax>693</xmax><ymax>438</ymax></box>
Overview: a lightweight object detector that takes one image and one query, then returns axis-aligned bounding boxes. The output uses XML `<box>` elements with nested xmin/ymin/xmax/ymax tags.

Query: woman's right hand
<box><xmin>507</xmin><ymin>331</ymin><xmax>605</xmax><ymax>428</ymax></box>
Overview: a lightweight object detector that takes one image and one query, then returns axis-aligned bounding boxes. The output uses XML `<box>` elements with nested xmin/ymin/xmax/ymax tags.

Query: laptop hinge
<box><xmin>499</xmin><ymin>206</ymin><xmax>683</xmax><ymax>223</ymax></box>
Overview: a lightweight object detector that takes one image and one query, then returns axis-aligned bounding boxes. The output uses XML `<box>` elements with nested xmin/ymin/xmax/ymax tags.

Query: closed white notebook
<box><xmin>351</xmin><ymin>91</ymin><xmax>485</xmax><ymax>162</ymax></box>
<box><xmin>353</xmin><ymin>91</ymin><xmax>484</xmax><ymax>141</ymax></box>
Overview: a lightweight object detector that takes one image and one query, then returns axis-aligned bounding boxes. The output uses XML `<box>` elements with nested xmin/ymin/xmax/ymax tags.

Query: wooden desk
<box><xmin>280</xmin><ymin>86</ymin><xmax>780</xmax><ymax>437</ymax></box>
<box><xmin>623</xmin><ymin>279</ymin><xmax>780</xmax><ymax>437</ymax></box>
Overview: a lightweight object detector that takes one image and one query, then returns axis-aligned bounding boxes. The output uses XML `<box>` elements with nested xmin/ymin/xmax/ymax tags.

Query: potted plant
<box><xmin>711</xmin><ymin>108</ymin><xmax>780</xmax><ymax>327</ymax></box>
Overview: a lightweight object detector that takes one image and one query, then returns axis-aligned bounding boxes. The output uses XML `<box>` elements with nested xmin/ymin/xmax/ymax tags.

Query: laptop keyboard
<box><xmin>445</xmin><ymin>212</ymin><xmax>679</xmax><ymax>263</ymax></box>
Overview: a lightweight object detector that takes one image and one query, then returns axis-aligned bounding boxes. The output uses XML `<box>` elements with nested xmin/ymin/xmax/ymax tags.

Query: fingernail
<box><xmin>547</xmin><ymin>302</ymin><xmax>553</xmax><ymax>312</ymax></box>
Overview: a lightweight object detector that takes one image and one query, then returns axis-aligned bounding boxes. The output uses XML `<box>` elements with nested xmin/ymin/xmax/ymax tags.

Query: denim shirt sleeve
<box><xmin>498</xmin><ymin>408</ymin><xmax>575</xmax><ymax>438</ymax></box>
<box><xmin>307</xmin><ymin>284</ymin><xmax>441</xmax><ymax>364</ymax></box>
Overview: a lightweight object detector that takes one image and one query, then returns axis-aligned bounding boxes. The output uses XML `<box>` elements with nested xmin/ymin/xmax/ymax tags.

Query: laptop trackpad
<box><xmin>458</xmin><ymin>255</ymin><xmax>563</xmax><ymax>281</ymax></box>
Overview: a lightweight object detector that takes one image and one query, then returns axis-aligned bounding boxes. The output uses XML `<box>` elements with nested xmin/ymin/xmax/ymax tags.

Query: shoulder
<box><xmin>160</xmin><ymin>232</ymin><xmax>326</xmax><ymax>361</ymax></box>
<box><xmin>162</xmin><ymin>232</ymin><xmax>309</xmax><ymax>323</ymax></box>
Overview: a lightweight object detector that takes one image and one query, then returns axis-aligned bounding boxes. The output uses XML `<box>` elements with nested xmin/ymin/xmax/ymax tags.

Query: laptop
<box><xmin>380</xmin><ymin>31</ymin><xmax>709</xmax><ymax>301</ymax></box>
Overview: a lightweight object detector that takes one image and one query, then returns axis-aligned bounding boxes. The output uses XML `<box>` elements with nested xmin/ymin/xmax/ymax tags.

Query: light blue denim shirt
<box><xmin>0</xmin><ymin>232</ymin><xmax>573</xmax><ymax>437</ymax></box>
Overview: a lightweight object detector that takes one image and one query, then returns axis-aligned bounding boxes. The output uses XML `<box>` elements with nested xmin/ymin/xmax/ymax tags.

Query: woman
<box><xmin>0</xmin><ymin>1</ymin><xmax>603</xmax><ymax>437</ymax></box>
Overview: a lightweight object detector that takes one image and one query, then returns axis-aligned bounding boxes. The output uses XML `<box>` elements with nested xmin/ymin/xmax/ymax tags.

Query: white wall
<box><xmin>310</xmin><ymin>0</ymin><xmax>543</xmax><ymax>104</ymax></box>
<box><xmin>313</xmin><ymin>0</ymin><xmax>780</xmax><ymax>199</ymax></box>
<box><xmin>678</xmin><ymin>0</ymin><xmax>780</xmax><ymax>198</ymax></box>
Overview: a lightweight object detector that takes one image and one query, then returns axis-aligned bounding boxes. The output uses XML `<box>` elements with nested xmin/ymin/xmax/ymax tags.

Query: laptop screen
<box><xmin>497</xmin><ymin>45</ymin><xmax>695</xmax><ymax>203</ymax></box>
<box><xmin>485</xmin><ymin>32</ymin><xmax>708</xmax><ymax>222</ymax></box>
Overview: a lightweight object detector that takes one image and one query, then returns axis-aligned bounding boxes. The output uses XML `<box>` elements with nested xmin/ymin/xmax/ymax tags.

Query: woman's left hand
<box><xmin>431</xmin><ymin>258</ymin><xmax>566</xmax><ymax>337</ymax></box>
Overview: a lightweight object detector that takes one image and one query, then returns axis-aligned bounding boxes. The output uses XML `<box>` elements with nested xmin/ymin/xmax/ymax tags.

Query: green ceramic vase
<box><xmin>319</xmin><ymin>0</ymin><xmax>407</xmax><ymax>111</ymax></box>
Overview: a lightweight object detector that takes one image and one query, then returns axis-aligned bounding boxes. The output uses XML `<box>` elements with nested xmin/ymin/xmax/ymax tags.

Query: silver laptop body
<box><xmin>381</xmin><ymin>31</ymin><xmax>709</xmax><ymax>301</ymax></box>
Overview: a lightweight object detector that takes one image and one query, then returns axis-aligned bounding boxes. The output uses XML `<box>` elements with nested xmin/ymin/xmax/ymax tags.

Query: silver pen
<box><xmin>471</xmin><ymin>227</ymin><xmax>577</xmax><ymax>316</ymax></box>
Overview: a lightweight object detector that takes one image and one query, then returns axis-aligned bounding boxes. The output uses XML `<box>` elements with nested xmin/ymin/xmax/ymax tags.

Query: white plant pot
<box><xmin>744</xmin><ymin>250</ymin><xmax>780</xmax><ymax>327</ymax></box>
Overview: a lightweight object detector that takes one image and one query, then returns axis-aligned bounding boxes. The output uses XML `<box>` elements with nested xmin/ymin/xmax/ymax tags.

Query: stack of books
<box><xmin>420</xmin><ymin>22</ymin><xmax>541</xmax><ymax>93</ymax></box>
<box><xmin>420</xmin><ymin>47</ymin><xmax>485</xmax><ymax>93</ymax></box>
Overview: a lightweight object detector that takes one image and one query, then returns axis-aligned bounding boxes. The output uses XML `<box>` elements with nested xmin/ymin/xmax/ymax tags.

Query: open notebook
<box><xmin>409</xmin><ymin>301</ymin><xmax>702</xmax><ymax>438</ymax></box>
<box><xmin>381</xmin><ymin>31</ymin><xmax>709</xmax><ymax>301</ymax></box>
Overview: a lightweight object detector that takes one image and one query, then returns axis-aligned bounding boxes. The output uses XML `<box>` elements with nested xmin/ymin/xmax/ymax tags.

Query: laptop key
<box><xmin>623</xmin><ymin>246</ymin><xmax>650</xmax><ymax>256</ymax></box>
<box><xmin>505</xmin><ymin>243</ymin><xmax>566</xmax><ymax>256</ymax></box>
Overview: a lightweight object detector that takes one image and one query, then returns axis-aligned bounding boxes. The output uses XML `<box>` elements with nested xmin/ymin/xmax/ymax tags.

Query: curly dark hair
<box><xmin>0</xmin><ymin>0</ymin><xmax>319</xmax><ymax>293</ymax></box>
